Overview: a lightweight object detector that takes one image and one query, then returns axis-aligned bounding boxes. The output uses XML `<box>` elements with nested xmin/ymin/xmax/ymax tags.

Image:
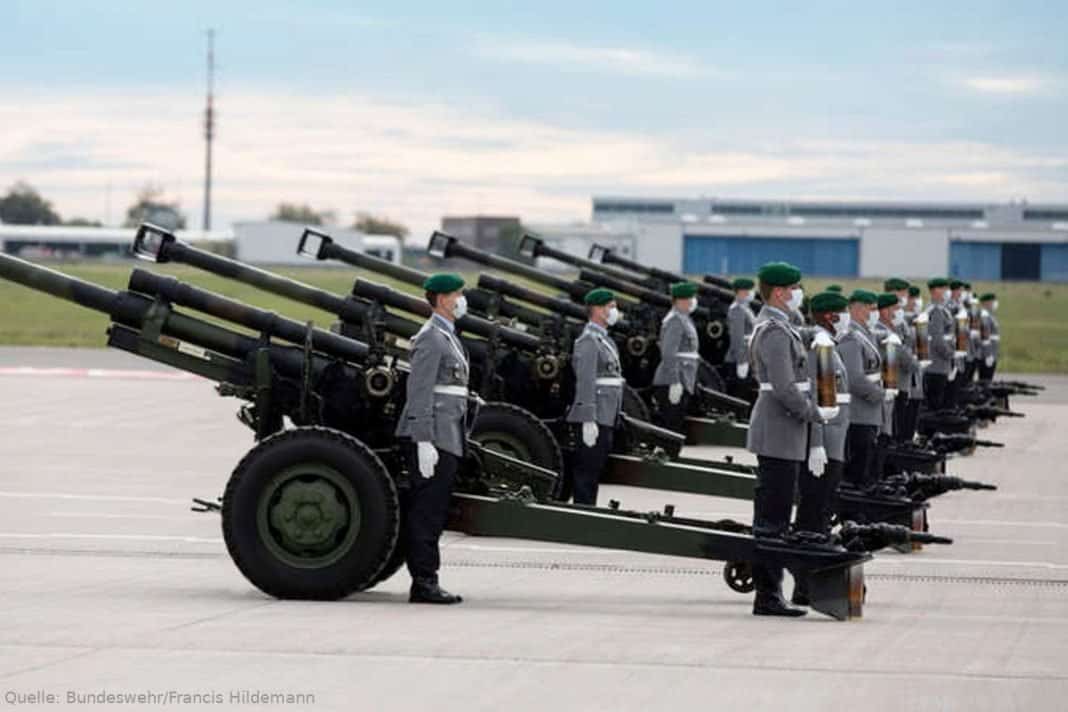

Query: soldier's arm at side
<box><xmin>570</xmin><ymin>337</ymin><xmax>598</xmax><ymax>423</ymax></box>
<box><xmin>806</xmin><ymin>346</ymin><xmax>825</xmax><ymax>446</ymax></box>
<box><xmin>728</xmin><ymin>308</ymin><xmax>747</xmax><ymax>360</ymax></box>
<box><xmin>929</xmin><ymin>309</ymin><xmax>953</xmax><ymax>361</ymax></box>
<box><xmin>840</xmin><ymin>338</ymin><xmax>883</xmax><ymax>403</ymax></box>
<box><xmin>763</xmin><ymin>327</ymin><xmax>819</xmax><ymax>422</ymax></box>
<box><xmin>659</xmin><ymin>317</ymin><xmax>683</xmax><ymax>383</ymax></box>
<box><xmin>404</xmin><ymin>333</ymin><xmax>443</xmax><ymax>442</ymax></box>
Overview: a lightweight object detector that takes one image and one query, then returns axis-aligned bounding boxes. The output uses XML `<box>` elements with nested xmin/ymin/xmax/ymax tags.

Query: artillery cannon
<box><xmin>587</xmin><ymin>242</ymin><xmax>736</xmax><ymax>303</ymax></box>
<box><xmin>880</xmin><ymin>473</ymin><xmax>997</xmax><ymax>503</ymax></box>
<box><xmin>0</xmin><ymin>249</ymin><xmax>872</xmax><ymax>620</ymax></box>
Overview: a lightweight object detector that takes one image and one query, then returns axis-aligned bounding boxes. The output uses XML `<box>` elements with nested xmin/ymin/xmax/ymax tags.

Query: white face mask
<box><xmin>992</xmin><ymin>300</ymin><xmax>999</xmax><ymax>312</ymax></box>
<box><xmin>787</xmin><ymin>287</ymin><xmax>804</xmax><ymax>310</ymax></box>
<box><xmin>867</xmin><ymin>310</ymin><xmax>879</xmax><ymax>328</ymax></box>
<box><xmin>686</xmin><ymin>297</ymin><xmax>698</xmax><ymax>314</ymax></box>
<box><xmin>833</xmin><ymin>311</ymin><xmax>850</xmax><ymax>338</ymax></box>
<box><xmin>892</xmin><ymin>309</ymin><xmax>905</xmax><ymax>326</ymax></box>
<box><xmin>941</xmin><ymin>291</ymin><xmax>951</xmax><ymax>304</ymax></box>
<box><xmin>914</xmin><ymin>297</ymin><xmax>924</xmax><ymax>312</ymax></box>
<box><xmin>898</xmin><ymin>296</ymin><xmax>907</xmax><ymax>307</ymax></box>
<box><xmin>744</xmin><ymin>291</ymin><xmax>756</xmax><ymax>303</ymax></box>
<box><xmin>452</xmin><ymin>295</ymin><xmax>468</xmax><ymax>319</ymax></box>
<box><xmin>605</xmin><ymin>306</ymin><xmax>621</xmax><ymax>326</ymax></box>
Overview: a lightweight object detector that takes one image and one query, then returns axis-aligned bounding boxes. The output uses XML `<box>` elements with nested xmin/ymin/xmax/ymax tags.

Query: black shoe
<box><xmin>409</xmin><ymin>581</ymin><xmax>463</xmax><ymax>604</ymax></box>
<box><xmin>753</xmin><ymin>595</ymin><xmax>807</xmax><ymax>617</ymax></box>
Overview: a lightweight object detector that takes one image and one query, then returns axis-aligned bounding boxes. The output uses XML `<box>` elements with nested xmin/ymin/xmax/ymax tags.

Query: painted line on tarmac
<box><xmin>48</xmin><ymin>511</ymin><xmax>194</xmax><ymax>521</ymax></box>
<box><xmin>0</xmin><ymin>367</ymin><xmax>199</xmax><ymax>381</ymax></box>
<box><xmin>870</xmin><ymin>556</ymin><xmax>1068</xmax><ymax>571</ymax></box>
<box><xmin>0</xmin><ymin>532</ymin><xmax>222</xmax><ymax>544</ymax></box>
<box><xmin>938</xmin><ymin>517</ymin><xmax>1068</xmax><ymax>528</ymax></box>
<box><xmin>0</xmin><ymin>490</ymin><xmax>188</xmax><ymax>504</ymax></box>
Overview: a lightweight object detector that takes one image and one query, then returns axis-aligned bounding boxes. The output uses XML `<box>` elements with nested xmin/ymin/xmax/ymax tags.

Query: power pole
<box><xmin>202</xmin><ymin>28</ymin><xmax>216</xmax><ymax>231</ymax></box>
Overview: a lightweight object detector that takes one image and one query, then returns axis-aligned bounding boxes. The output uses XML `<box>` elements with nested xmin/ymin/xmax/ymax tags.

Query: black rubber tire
<box><xmin>723</xmin><ymin>561</ymin><xmax>755</xmax><ymax>594</ymax></box>
<box><xmin>222</xmin><ymin>426</ymin><xmax>399</xmax><ymax>600</ymax></box>
<box><xmin>470</xmin><ymin>402</ymin><xmax>564</xmax><ymax>475</ymax></box>
<box><xmin>362</xmin><ymin>533</ymin><xmax>407</xmax><ymax>589</ymax></box>
<box><xmin>622</xmin><ymin>383</ymin><xmax>652</xmax><ymax>421</ymax></box>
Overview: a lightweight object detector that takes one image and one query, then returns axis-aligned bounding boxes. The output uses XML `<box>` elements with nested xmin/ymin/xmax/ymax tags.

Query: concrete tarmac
<box><xmin>1</xmin><ymin>348</ymin><xmax>1066</xmax><ymax>711</ymax></box>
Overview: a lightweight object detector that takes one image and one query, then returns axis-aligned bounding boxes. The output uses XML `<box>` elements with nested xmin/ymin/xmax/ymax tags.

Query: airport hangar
<box><xmin>531</xmin><ymin>198</ymin><xmax>1068</xmax><ymax>281</ymax></box>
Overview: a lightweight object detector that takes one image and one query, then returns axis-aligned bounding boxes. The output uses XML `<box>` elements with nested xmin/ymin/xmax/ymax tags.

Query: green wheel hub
<box><xmin>257</xmin><ymin>464</ymin><xmax>360</xmax><ymax>569</ymax></box>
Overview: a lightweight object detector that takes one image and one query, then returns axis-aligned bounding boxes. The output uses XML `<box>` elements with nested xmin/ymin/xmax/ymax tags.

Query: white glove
<box><xmin>808</xmin><ymin>446</ymin><xmax>827</xmax><ymax>478</ymax></box>
<box><xmin>736</xmin><ymin>362</ymin><xmax>749</xmax><ymax>379</ymax></box>
<box><xmin>985</xmin><ymin>355</ymin><xmax>994</xmax><ymax>367</ymax></box>
<box><xmin>818</xmin><ymin>406</ymin><xmax>839</xmax><ymax>422</ymax></box>
<box><xmin>970</xmin><ymin>329</ymin><xmax>980</xmax><ymax>340</ymax></box>
<box><xmin>582</xmin><ymin>421</ymin><xmax>599</xmax><ymax>448</ymax></box>
<box><xmin>668</xmin><ymin>383</ymin><xmax>683</xmax><ymax>404</ymax></box>
<box><xmin>884</xmin><ymin>388</ymin><xmax>899</xmax><ymax>402</ymax></box>
<box><xmin>954</xmin><ymin>350</ymin><xmax>967</xmax><ymax>359</ymax></box>
<box><xmin>416</xmin><ymin>441</ymin><xmax>438</xmax><ymax>479</ymax></box>
<box><xmin>948</xmin><ymin>366</ymin><xmax>957</xmax><ymax>382</ymax></box>
<box><xmin>919</xmin><ymin>360</ymin><xmax>932</xmax><ymax>370</ymax></box>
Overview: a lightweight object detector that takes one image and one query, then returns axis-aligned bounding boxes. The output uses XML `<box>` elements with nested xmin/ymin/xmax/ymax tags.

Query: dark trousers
<box><xmin>795</xmin><ymin>459</ymin><xmax>844</xmax><ymax>535</ymax></box>
<box><xmin>402</xmin><ymin>443</ymin><xmax>459</xmax><ymax>583</ymax></box>
<box><xmin>844</xmin><ymin>424</ymin><xmax>879</xmax><ymax>487</ymax></box>
<box><xmin>566</xmin><ymin>423</ymin><xmax>614</xmax><ymax>506</ymax></box>
<box><xmin>894</xmin><ymin>393</ymin><xmax>920</xmax><ymax>443</ymax></box>
<box><xmin>978</xmin><ymin>359</ymin><xmax>997</xmax><ymax>382</ymax></box>
<box><xmin>924</xmin><ymin>372</ymin><xmax>948</xmax><ymax>411</ymax></box>
<box><xmin>753</xmin><ymin>456</ymin><xmax>800</xmax><ymax>598</ymax></box>
<box><xmin>963</xmin><ymin>359</ymin><xmax>978</xmax><ymax>384</ymax></box>
<box><xmin>719</xmin><ymin>363</ymin><xmax>756</xmax><ymax>403</ymax></box>
<box><xmin>652</xmin><ymin>385</ymin><xmax>690</xmax><ymax>435</ymax></box>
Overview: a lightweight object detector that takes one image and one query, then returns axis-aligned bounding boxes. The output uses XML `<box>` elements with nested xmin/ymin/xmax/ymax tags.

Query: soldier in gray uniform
<box><xmin>978</xmin><ymin>292</ymin><xmax>1001</xmax><ymax>382</ymax></box>
<box><xmin>881</xmin><ymin>281</ymin><xmax>923</xmax><ymax>443</ymax></box>
<box><xmin>838</xmin><ymin>289</ymin><xmax>887</xmax><ymax>487</ymax></box>
<box><xmin>962</xmin><ymin>281</ymin><xmax>981</xmax><ymax>385</ymax></box>
<box><xmin>874</xmin><ymin>291</ymin><xmax>913</xmax><ymax>441</ymax></box>
<box><xmin>923</xmin><ymin>277</ymin><xmax>955</xmax><ymax>411</ymax></box>
<box><xmin>395</xmin><ymin>272</ymin><xmax>470</xmax><ymax>604</ymax></box>
<box><xmin>565</xmin><ymin>287</ymin><xmax>624</xmax><ymax>506</ymax></box>
<box><xmin>905</xmin><ymin>285</ymin><xmax>923</xmax><ymax>324</ymax></box>
<box><xmin>652</xmin><ymin>281</ymin><xmax>701</xmax><ymax>433</ymax></box>
<box><xmin>746</xmin><ymin>261</ymin><xmax>832</xmax><ymax>618</ymax></box>
<box><xmin>791</xmin><ymin>290</ymin><xmax>851</xmax><ymax>607</ymax></box>
<box><xmin>723</xmin><ymin>277</ymin><xmax>756</xmax><ymax>399</ymax></box>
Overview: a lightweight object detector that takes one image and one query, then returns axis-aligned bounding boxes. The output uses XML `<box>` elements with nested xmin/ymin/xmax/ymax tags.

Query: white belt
<box><xmin>836</xmin><ymin>393</ymin><xmax>851</xmax><ymax>404</ymax></box>
<box><xmin>676</xmin><ymin>352</ymin><xmax>700</xmax><ymax>359</ymax></box>
<box><xmin>434</xmin><ymin>385</ymin><xmax>468</xmax><ymax>397</ymax></box>
<box><xmin>596</xmin><ymin>377</ymin><xmax>624</xmax><ymax>386</ymax></box>
<box><xmin>866</xmin><ymin>373</ymin><xmax>881</xmax><ymax>382</ymax></box>
<box><xmin>990</xmin><ymin>335</ymin><xmax>1001</xmax><ymax>341</ymax></box>
<box><xmin>758</xmin><ymin>381</ymin><xmax>810</xmax><ymax>392</ymax></box>
<box><xmin>943</xmin><ymin>335</ymin><xmax>955</xmax><ymax>341</ymax></box>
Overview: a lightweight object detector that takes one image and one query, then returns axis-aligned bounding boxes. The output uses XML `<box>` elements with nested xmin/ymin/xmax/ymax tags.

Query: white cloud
<box><xmin>961</xmin><ymin>76</ymin><xmax>1049</xmax><ymax>95</ymax></box>
<box><xmin>473</xmin><ymin>38</ymin><xmax>713</xmax><ymax>79</ymax></box>
<box><xmin>1</xmin><ymin>90</ymin><xmax>1065</xmax><ymax>240</ymax></box>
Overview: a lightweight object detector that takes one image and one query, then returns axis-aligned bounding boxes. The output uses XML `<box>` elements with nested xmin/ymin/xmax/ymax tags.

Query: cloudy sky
<box><xmin>2</xmin><ymin>0</ymin><xmax>1065</xmax><ymax>238</ymax></box>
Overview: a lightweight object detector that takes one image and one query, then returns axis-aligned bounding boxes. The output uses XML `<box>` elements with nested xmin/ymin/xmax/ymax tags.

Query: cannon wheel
<box><xmin>622</xmin><ymin>383</ymin><xmax>651</xmax><ymax>422</ymax></box>
<box><xmin>470</xmin><ymin>402</ymin><xmax>565</xmax><ymax>475</ymax></box>
<box><xmin>723</xmin><ymin>561</ymin><xmax>755</xmax><ymax>593</ymax></box>
<box><xmin>222</xmin><ymin>426</ymin><xmax>399</xmax><ymax>600</ymax></box>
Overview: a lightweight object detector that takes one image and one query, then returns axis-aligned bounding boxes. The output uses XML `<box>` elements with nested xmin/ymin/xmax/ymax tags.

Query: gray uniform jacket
<box><xmin>653</xmin><ymin>309</ymin><xmax>700</xmax><ymax>392</ymax></box>
<box><xmin>726</xmin><ymin>300</ymin><xmax>755</xmax><ymax>364</ymax></box>
<box><xmin>926</xmin><ymin>303</ymin><xmax>955</xmax><ymax>375</ymax></box>
<box><xmin>746</xmin><ymin>306</ymin><xmax>821</xmax><ymax>461</ymax></box>
<box><xmin>805</xmin><ymin>327</ymin><xmax>850</xmax><ymax>463</ymax></box>
<box><xmin>789</xmin><ymin>308</ymin><xmax>806</xmax><ymax>328</ymax></box>
<box><xmin>567</xmin><ymin>322</ymin><xmax>624</xmax><ymax>427</ymax></box>
<box><xmin>838</xmin><ymin>321</ymin><xmax>884</xmax><ymax>427</ymax></box>
<box><xmin>395</xmin><ymin>314</ymin><xmax>470</xmax><ymax>457</ymax></box>
<box><xmin>982</xmin><ymin>310</ymin><xmax>1001</xmax><ymax>361</ymax></box>
<box><xmin>895</xmin><ymin>319</ymin><xmax>924</xmax><ymax>399</ymax></box>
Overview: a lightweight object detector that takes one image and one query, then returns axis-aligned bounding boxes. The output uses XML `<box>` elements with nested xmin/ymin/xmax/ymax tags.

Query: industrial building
<box><xmin>539</xmin><ymin>197</ymin><xmax>1068</xmax><ymax>281</ymax></box>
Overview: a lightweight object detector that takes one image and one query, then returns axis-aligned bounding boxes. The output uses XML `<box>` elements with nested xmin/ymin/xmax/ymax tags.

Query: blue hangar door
<box><xmin>683</xmin><ymin>236</ymin><xmax>858</xmax><ymax>277</ymax></box>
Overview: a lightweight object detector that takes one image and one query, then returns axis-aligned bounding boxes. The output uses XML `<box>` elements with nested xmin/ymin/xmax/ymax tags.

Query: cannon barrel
<box><xmin>0</xmin><ymin>252</ymin><xmax>334</xmax><ymax>372</ymax></box>
<box><xmin>588</xmin><ymin>242</ymin><xmax>734</xmax><ymax>303</ymax></box>
<box><xmin>995</xmin><ymin>379</ymin><xmax>1045</xmax><ymax>391</ymax></box>
<box><xmin>478</xmin><ymin>273</ymin><xmax>588</xmax><ymax>322</ymax></box>
<box><xmin>349</xmin><ymin>279</ymin><xmax>542</xmax><ymax>352</ymax></box>
<box><xmin>839</xmin><ymin>521</ymin><xmax>953</xmax><ymax>551</ymax></box>
<box><xmin>301</xmin><ymin>229</ymin><xmax>559</xmax><ymax>333</ymax></box>
<box><xmin>127</xmin><ymin>269</ymin><xmax>370</xmax><ymax>363</ymax></box>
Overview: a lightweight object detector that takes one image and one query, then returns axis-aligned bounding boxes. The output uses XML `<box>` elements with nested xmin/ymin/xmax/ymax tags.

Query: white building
<box><xmin>581</xmin><ymin>197</ymin><xmax>1068</xmax><ymax>281</ymax></box>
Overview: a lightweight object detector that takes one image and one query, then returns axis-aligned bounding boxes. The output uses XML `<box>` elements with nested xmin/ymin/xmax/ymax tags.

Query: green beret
<box><xmin>810</xmin><ymin>291</ymin><xmax>848</xmax><ymax>313</ymax></box>
<box><xmin>584</xmin><ymin>287</ymin><xmax>615</xmax><ymax>306</ymax></box>
<box><xmin>877</xmin><ymin>292</ymin><xmax>900</xmax><ymax>309</ymax></box>
<box><xmin>671</xmin><ymin>281</ymin><xmax>699</xmax><ymax>299</ymax></box>
<box><xmin>908</xmin><ymin>285</ymin><xmax>920</xmax><ymax>297</ymax></box>
<box><xmin>731</xmin><ymin>277</ymin><xmax>755</xmax><ymax>290</ymax></box>
<box><xmin>949</xmin><ymin>278</ymin><xmax>965</xmax><ymax>289</ymax></box>
<box><xmin>980</xmin><ymin>292</ymin><xmax>996</xmax><ymax>302</ymax></box>
<box><xmin>422</xmin><ymin>273</ymin><xmax>465</xmax><ymax>293</ymax></box>
<box><xmin>825</xmin><ymin>284</ymin><xmax>843</xmax><ymax>293</ymax></box>
<box><xmin>849</xmin><ymin>289</ymin><xmax>878</xmax><ymax>305</ymax></box>
<box><xmin>757</xmin><ymin>261</ymin><xmax>802</xmax><ymax>287</ymax></box>
<box><xmin>963</xmin><ymin>281</ymin><xmax>972</xmax><ymax>289</ymax></box>
<box><xmin>927</xmin><ymin>277</ymin><xmax>949</xmax><ymax>288</ymax></box>
<box><xmin>883</xmin><ymin>277</ymin><xmax>910</xmax><ymax>291</ymax></box>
